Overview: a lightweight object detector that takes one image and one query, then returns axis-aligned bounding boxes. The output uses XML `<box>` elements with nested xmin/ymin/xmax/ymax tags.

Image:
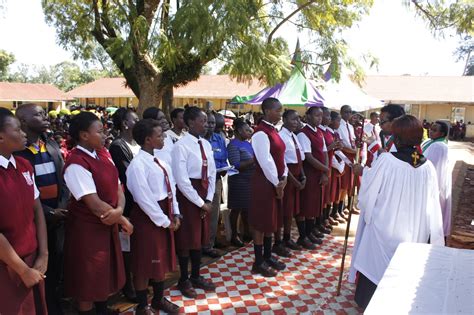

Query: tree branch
<box><xmin>267</xmin><ymin>0</ymin><xmax>317</xmax><ymax>44</ymax></box>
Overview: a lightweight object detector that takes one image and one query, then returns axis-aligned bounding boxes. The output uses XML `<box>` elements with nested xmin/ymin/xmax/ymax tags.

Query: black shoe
<box><xmin>319</xmin><ymin>226</ymin><xmax>331</xmax><ymax>234</ymax></box>
<box><xmin>284</xmin><ymin>239</ymin><xmax>302</xmax><ymax>251</ymax></box>
<box><xmin>135</xmin><ymin>305</ymin><xmax>154</xmax><ymax>315</ymax></box>
<box><xmin>297</xmin><ymin>237</ymin><xmax>317</xmax><ymax>250</ymax></box>
<box><xmin>151</xmin><ymin>297</ymin><xmax>180</xmax><ymax>314</ymax></box>
<box><xmin>190</xmin><ymin>276</ymin><xmax>216</xmax><ymax>291</ymax></box>
<box><xmin>251</xmin><ymin>262</ymin><xmax>277</xmax><ymax>277</ymax></box>
<box><xmin>231</xmin><ymin>236</ymin><xmax>245</xmax><ymax>247</ymax></box>
<box><xmin>265</xmin><ymin>256</ymin><xmax>286</xmax><ymax>271</ymax></box>
<box><xmin>202</xmin><ymin>248</ymin><xmax>222</xmax><ymax>258</ymax></box>
<box><xmin>312</xmin><ymin>230</ymin><xmax>325</xmax><ymax>239</ymax></box>
<box><xmin>307</xmin><ymin>233</ymin><xmax>323</xmax><ymax>245</ymax></box>
<box><xmin>272</xmin><ymin>243</ymin><xmax>292</xmax><ymax>258</ymax></box>
<box><xmin>177</xmin><ymin>279</ymin><xmax>197</xmax><ymax>298</ymax></box>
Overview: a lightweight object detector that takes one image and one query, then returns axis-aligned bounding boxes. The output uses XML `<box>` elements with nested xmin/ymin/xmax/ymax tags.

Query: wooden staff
<box><xmin>336</xmin><ymin>118</ymin><xmax>365</xmax><ymax>296</ymax></box>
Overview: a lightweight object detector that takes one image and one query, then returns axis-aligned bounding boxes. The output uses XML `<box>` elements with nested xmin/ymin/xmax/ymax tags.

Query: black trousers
<box><xmin>354</xmin><ymin>272</ymin><xmax>377</xmax><ymax>310</ymax></box>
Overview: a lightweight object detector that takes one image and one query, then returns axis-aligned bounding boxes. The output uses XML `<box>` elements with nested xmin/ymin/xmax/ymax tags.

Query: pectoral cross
<box><xmin>411</xmin><ymin>151</ymin><xmax>420</xmax><ymax>166</ymax></box>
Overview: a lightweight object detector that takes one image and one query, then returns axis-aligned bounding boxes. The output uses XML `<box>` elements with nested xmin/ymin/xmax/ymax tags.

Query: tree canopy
<box><xmin>0</xmin><ymin>49</ymin><xmax>15</xmax><ymax>81</ymax></box>
<box><xmin>42</xmin><ymin>0</ymin><xmax>374</xmax><ymax>114</ymax></box>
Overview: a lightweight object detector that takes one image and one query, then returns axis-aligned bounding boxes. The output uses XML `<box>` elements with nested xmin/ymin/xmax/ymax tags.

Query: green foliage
<box><xmin>410</xmin><ymin>0</ymin><xmax>474</xmax><ymax>37</ymax></box>
<box><xmin>454</xmin><ymin>36</ymin><xmax>474</xmax><ymax>75</ymax></box>
<box><xmin>42</xmin><ymin>0</ymin><xmax>374</xmax><ymax>111</ymax></box>
<box><xmin>0</xmin><ymin>49</ymin><xmax>15</xmax><ymax>81</ymax></box>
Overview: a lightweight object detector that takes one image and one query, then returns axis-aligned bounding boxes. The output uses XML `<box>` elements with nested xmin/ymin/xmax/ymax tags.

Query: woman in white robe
<box><xmin>349</xmin><ymin>115</ymin><xmax>445</xmax><ymax>310</ymax></box>
<box><xmin>422</xmin><ymin>120</ymin><xmax>452</xmax><ymax>236</ymax></box>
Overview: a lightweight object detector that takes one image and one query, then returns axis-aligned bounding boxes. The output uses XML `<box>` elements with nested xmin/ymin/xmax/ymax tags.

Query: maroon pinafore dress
<box><xmin>299</xmin><ymin>125</ymin><xmax>325</xmax><ymax>218</ymax></box>
<box><xmin>0</xmin><ymin>157</ymin><xmax>47</xmax><ymax>315</ymax></box>
<box><xmin>63</xmin><ymin>148</ymin><xmax>125</xmax><ymax>301</ymax></box>
<box><xmin>282</xmin><ymin>133</ymin><xmax>303</xmax><ymax>218</ymax></box>
<box><xmin>249</xmin><ymin>122</ymin><xmax>286</xmax><ymax>233</ymax></box>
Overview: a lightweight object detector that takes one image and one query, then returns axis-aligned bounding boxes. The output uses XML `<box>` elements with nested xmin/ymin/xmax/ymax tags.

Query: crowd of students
<box><xmin>0</xmin><ymin>98</ymin><xmax>452</xmax><ymax>314</ymax></box>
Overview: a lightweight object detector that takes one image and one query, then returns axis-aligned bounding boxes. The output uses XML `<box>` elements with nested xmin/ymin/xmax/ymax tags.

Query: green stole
<box><xmin>421</xmin><ymin>137</ymin><xmax>447</xmax><ymax>153</ymax></box>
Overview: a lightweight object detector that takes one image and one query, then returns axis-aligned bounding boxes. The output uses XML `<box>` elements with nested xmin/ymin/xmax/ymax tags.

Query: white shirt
<box><xmin>279</xmin><ymin>127</ymin><xmax>305</xmax><ymax>164</ymax></box>
<box><xmin>0</xmin><ymin>155</ymin><xmax>39</xmax><ymax>199</ymax></box>
<box><xmin>251</xmin><ymin>120</ymin><xmax>289</xmax><ymax>186</ymax></box>
<box><xmin>296</xmin><ymin>125</ymin><xmax>328</xmax><ymax>154</ymax></box>
<box><xmin>337</xmin><ymin>119</ymin><xmax>355</xmax><ymax>150</ymax></box>
<box><xmin>126</xmin><ymin>150</ymin><xmax>179</xmax><ymax>228</ymax></box>
<box><xmin>64</xmin><ymin>145</ymin><xmax>101</xmax><ymax>201</ymax></box>
<box><xmin>171</xmin><ymin>133</ymin><xmax>216</xmax><ymax>208</ymax></box>
<box><xmin>423</xmin><ymin>140</ymin><xmax>452</xmax><ymax>236</ymax></box>
<box><xmin>326</xmin><ymin>127</ymin><xmax>346</xmax><ymax>173</ymax></box>
<box><xmin>154</xmin><ymin>135</ymin><xmax>174</xmax><ymax>166</ymax></box>
<box><xmin>349</xmin><ymin>153</ymin><xmax>444</xmax><ymax>285</ymax></box>
<box><xmin>125</xmin><ymin>141</ymin><xmax>140</xmax><ymax>156</ymax></box>
<box><xmin>166</xmin><ymin>129</ymin><xmax>187</xmax><ymax>144</ymax></box>
<box><xmin>363</xmin><ymin>122</ymin><xmax>381</xmax><ymax>142</ymax></box>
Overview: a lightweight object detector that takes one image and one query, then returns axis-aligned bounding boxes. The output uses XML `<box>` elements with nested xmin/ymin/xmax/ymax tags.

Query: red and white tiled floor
<box><xmin>127</xmin><ymin>227</ymin><xmax>361</xmax><ymax>314</ymax></box>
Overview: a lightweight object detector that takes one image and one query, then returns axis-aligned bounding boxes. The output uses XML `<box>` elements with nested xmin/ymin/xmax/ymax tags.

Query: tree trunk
<box><xmin>136</xmin><ymin>79</ymin><xmax>163</xmax><ymax>118</ymax></box>
<box><xmin>161</xmin><ymin>85</ymin><xmax>174</xmax><ymax>119</ymax></box>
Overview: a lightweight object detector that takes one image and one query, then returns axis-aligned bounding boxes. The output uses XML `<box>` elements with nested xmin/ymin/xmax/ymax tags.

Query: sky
<box><xmin>0</xmin><ymin>0</ymin><xmax>466</xmax><ymax>76</ymax></box>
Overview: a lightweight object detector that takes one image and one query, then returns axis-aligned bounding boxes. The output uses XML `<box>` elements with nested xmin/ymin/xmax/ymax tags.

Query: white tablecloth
<box><xmin>365</xmin><ymin>242</ymin><xmax>474</xmax><ymax>314</ymax></box>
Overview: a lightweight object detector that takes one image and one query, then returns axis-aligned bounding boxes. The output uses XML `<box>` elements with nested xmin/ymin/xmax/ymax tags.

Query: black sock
<box><xmin>324</xmin><ymin>206</ymin><xmax>330</xmax><ymax>220</ymax></box>
<box><xmin>136</xmin><ymin>289</ymin><xmax>148</xmax><ymax>308</ymax></box>
<box><xmin>338</xmin><ymin>202</ymin><xmax>344</xmax><ymax>214</ymax></box>
<box><xmin>305</xmin><ymin>219</ymin><xmax>314</xmax><ymax>236</ymax></box>
<box><xmin>178</xmin><ymin>256</ymin><xmax>189</xmax><ymax>283</ymax></box>
<box><xmin>263</xmin><ymin>236</ymin><xmax>272</xmax><ymax>260</ymax></box>
<box><xmin>254</xmin><ymin>244</ymin><xmax>263</xmax><ymax>265</ymax></box>
<box><xmin>315</xmin><ymin>216</ymin><xmax>321</xmax><ymax>227</ymax></box>
<box><xmin>296</xmin><ymin>220</ymin><xmax>306</xmax><ymax>239</ymax></box>
<box><xmin>274</xmin><ymin>231</ymin><xmax>282</xmax><ymax>245</ymax></box>
<box><xmin>189</xmin><ymin>249</ymin><xmax>201</xmax><ymax>279</ymax></box>
<box><xmin>331</xmin><ymin>203</ymin><xmax>338</xmax><ymax>216</ymax></box>
<box><xmin>283</xmin><ymin>233</ymin><xmax>291</xmax><ymax>242</ymax></box>
<box><xmin>347</xmin><ymin>197</ymin><xmax>352</xmax><ymax>211</ymax></box>
<box><xmin>94</xmin><ymin>301</ymin><xmax>107</xmax><ymax>315</ymax></box>
<box><xmin>151</xmin><ymin>281</ymin><xmax>164</xmax><ymax>306</ymax></box>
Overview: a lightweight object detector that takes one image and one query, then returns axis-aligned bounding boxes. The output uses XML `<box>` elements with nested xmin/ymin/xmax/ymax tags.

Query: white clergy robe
<box><xmin>423</xmin><ymin>140</ymin><xmax>452</xmax><ymax>236</ymax></box>
<box><xmin>349</xmin><ymin>152</ymin><xmax>445</xmax><ymax>285</ymax></box>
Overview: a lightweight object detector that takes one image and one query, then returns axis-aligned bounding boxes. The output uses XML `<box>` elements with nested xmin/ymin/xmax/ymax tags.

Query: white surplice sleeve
<box><xmin>425</xmin><ymin>162</ymin><xmax>445</xmax><ymax>246</ymax></box>
<box><xmin>126</xmin><ymin>163</ymin><xmax>171</xmax><ymax>228</ymax></box>
<box><xmin>172</xmin><ymin>144</ymin><xmax>205</xmax><ymax>208</ymax></box>
<box><xmin>252</xmin><ymin>131</ymin><xmax>279</xmax><ymax>186</ymax></box>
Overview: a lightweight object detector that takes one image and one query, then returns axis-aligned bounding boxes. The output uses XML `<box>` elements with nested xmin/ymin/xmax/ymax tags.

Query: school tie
<box><xmin>154</xmin><ymin>158</ymin><xmax>173</xmax><ymax>219</ymax></box>
<box><xmin>198</xmin><ymin>140</ymin><xmax>209</xmax><ymax>191</ymax></box>
<box><xmin>291</xmin><ymin>133</ymin><xmax>302</xmax><ymax>167</ymax></box>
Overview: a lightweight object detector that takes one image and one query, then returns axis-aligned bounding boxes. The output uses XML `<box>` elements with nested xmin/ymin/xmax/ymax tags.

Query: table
<box><xmin>365</xmin><ymin>243</ymin><xmax>474</xmax><ymax>314</ymax></box>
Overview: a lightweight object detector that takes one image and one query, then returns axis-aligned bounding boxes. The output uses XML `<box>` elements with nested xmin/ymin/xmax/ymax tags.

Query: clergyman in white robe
<box><xmin>349</xmin><ymin>152</ymin><xmax>445</xmax><ymax>288</ymax></box>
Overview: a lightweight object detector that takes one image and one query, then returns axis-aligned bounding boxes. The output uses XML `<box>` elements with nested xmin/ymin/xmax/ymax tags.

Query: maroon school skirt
<box><xmin>329</xmin><ymin>168</ymin><xmax>342</xmax><ymax>203</ymax></box>
<box><xmin>283</xmin><ymin>163</ymin><xmax>301</xmax><ymax>218</ymax></box>
<box><xmin>340</xmin><ymin>164</ymin><xmax>353</xmax><ymax>193</ymax></box>
<box><xmin>299</xmin><ymin>163</ymin><xmax>323</xmax><ymax>218</ymax></box>
<box><xmin>63</xmin><ymin>211</ymin><xmax>125</xmax><ymax>301</ymax></box>
<box><xmin>249</xmin><ymin>168</ymin><xmax>281</xmax><ymax>233</ymax></box>
<box><xmin>130</xmin><ymin>199</ymin><xmax>176</xmax><ymax>281</ymax></box>
<box><xmin>0</xmin><ymin>252</ymin><xmax>47</xmax><ymax>315</ymax></box>
<box><xmin>175</xmin><ymin>179</ymin><xmax>209</xmax><ymax>251</ymax></box>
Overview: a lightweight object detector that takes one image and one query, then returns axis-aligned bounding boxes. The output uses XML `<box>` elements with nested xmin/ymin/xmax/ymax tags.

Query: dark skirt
<box><xmin>0</xmin><ymin>252</ymin><xmax>47</xmax><ymax>315</ymax></box>
<box><xmin>299</xmin><ymin>163</ymin><xmax>323</xmax><ymax>218</ymax></box>
<box><xmin>282</xmin><ymin>163</ymin><xmax>301</xmax><ymax>218</ymax></box>
<box><xmin>63</xmin><ymin>212</ymin><xmax>125</xmax><ymax>301</ymax></box>
<box><xmin>130</xmin><ymin>200</ymin><xmax>176</xmax><ymax>281</ymax></box>
<box><xmin>175</xmin><ymin>179</ymin><xmax>209</xmax><ymax>251</ymax></box>
<box><xmin>329</xmin><ymin>168</ymin><xmax>342</xmax><ymax>203</ymax></box>
<box><xmin>249</xmin><ymin>168</ymin><xmax>281</xmax><ymax>233</ymax></box>
<box><xmin>227</xmin><ymin>171</ymin><xmax>253</xmax><ymax>211</ymax></box>
<box><xmin>354</xmin><ymin>272</ymin><xmax>377</xmax><ymax>310</ymax></box>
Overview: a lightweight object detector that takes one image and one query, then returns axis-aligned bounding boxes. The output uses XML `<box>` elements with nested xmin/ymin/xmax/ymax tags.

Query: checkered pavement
<box><xmin>124</xmin><ymin>227</ymin><xmax>361</xmax><ymax>314</ymax></box>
